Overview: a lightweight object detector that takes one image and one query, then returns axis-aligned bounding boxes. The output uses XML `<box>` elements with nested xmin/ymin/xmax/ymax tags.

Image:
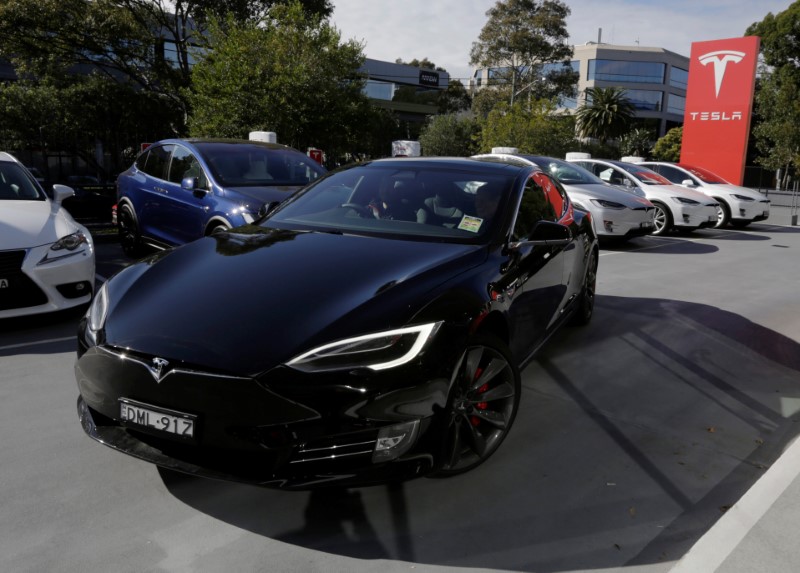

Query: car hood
<box><xmin>561</xmin><ymin>183</ymin><xmax>653</xmax><ymax>208</ymax></box>
<box><xmin>700</xmin><ymin>183</ymin><xmax>765</xmax><ymax>200</ymax></box>
<box><xmin>637</xmin><ymin>183</ymin><xmax>717</xmax><ymax>204</ymax></box>
<box><xmin>103</xmin><ymin>227</ymin><xmax>486</xmax><ymax>376</ymax></box>
<box><xmin>0</xmin><ymin>199</ymin><xmax>79</xmax><ymax>248</ymax></box>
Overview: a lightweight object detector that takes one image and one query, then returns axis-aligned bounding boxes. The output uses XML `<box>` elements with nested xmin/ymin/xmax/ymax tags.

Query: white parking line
<box><xmin>669</xmin><ymin>435</ymin><xmax>800</xmax><ymax>572</ymax></box>
<box><xmin>0</xmin><ymin>336</ymin><xmax>75</xmax><ymax>352</ymax></box>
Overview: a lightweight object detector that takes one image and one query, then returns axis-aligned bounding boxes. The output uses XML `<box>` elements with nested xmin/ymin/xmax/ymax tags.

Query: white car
<box><xmin>473</xmin><ymin>153</ymin><xmax>656</xmax><ymax>241</ymax></box>
<box><xmin>636</xmin><ymin>161</ymin><xmax>771</xmax><ymax>229</ymax></box>
<box><xmin>568</xmin><ymin>158</ymin><xmax>719</xmax><ymax>236</ymax></box>
<box><xmin>0</xmin><ymin>152</ymin><xmax>95</xmax><ymax>319</ymax></box>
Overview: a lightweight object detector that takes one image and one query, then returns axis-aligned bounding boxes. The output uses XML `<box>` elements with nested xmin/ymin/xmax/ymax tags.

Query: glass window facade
<box><xmin>623</xmin><ymin>89</ymin><xmax>663</xmax><ymax>111</ymax></box>
<box><xmin>363</xmin><ymin>79</ymin><xmax>396</xmax><ymax>100</ymax></box>
<box><xmin>588</xmin><ymin>59</ymin><xmax>666</xmax><ymax>84</ymax></box>
<box><xmin>667</xmin><ymin>93</ymin><xmax>686</xmax><ymax>115</ymax></box>
<box><xmin>669</xmin><ymin>67</ymin><xmax>689</xmax><ymax>89</ymax></box>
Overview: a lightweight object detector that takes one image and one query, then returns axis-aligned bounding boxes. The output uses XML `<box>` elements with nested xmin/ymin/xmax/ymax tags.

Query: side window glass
<box><xmin>169</xmin><ymin>147</ymin><xmax>208</xmax><ymax>189</ymax></box>
<box><xmin>135</xmin><ymin>151</ymin><xmax>149</xmax><ymax>171</ymax></box>
<box><xmin>659</xmin><ymin>166</ymin><xmax>684</xmax><ymax>184</ymax></box>
<box><xmin>541</xmin><ymin>174</ymin><xmax>567</xmax><ymax>219</ymax></box>
<box><xmin>142</xmin><ymin>144</ymin><xmax>173</xmax><ymax>180</ymax></box>
<box><xmin>512</xmin><ymin>174</ymin><xmax>557</xmax><ymax>240</ymax></box>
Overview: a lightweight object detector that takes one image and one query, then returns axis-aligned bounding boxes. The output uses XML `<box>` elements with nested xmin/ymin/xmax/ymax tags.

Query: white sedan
<box><xmin>568</xmin><ymin>158</ymin><xmax>719</xmax><ymax>236</ymax></box>
<box><xmin>0</xmin><ymin>153</ymin><xmax>95</xmax><ymax>319</ymax></box>
<box><xmin>473</xmin><ymin>153</ymin><xmax>656</xmax><ymax>241</ymax></box>
<box><xmin>636</xmin><ymin>161</ymin><xmax>771</xmax><ymax>229</ymax></box>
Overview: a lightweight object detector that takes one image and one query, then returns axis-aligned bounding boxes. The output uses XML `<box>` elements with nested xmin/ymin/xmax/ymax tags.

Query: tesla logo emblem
<box><xmin>0</xmin><ymin>279</ymin><xmax>8</xmax><ymax>288</ymax></box>
<box><xmin>698</xmin><ymin>50</ymin><xmax>746</xmax><ymax>98</ymax></box>
<box><xmin>149</xmin><ymin>357</ymin><xmax>170</xmax><ymax>383</ymax></box>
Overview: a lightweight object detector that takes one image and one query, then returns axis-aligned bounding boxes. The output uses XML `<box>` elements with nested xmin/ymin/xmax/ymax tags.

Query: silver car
<box><xmin>473</xmin><ymin>153</ymin><xmax>656</xmax><ymax>242</ymax></box>
<box><xmin>569</xmin><ymin>159</ymin><xmax>719</xmax><ymax>236</ymax></box>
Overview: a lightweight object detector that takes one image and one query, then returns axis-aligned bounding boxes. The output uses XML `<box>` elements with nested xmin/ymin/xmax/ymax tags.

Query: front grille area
<box><xmin>290</xmin><ymin>432</ymin><xmax>378</xmax><ymax>465</ymax></box>
<box><xmin>0</xmin><ymin>251</ymin><xmax>48</xmax><ymax>310</ymax></box>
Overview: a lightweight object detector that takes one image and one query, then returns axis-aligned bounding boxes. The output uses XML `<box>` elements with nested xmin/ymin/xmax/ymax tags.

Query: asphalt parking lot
<box><xmin>2</xmin><ymin>208</ymin><xmax>799</xmax><ymax>573</ymax></box>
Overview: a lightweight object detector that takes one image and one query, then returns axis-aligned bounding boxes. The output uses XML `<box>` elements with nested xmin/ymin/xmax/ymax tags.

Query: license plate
<box><xmin>119</xmin><ymin>399</ymin><xmax>196</xmax><ymax>439</ymax></box>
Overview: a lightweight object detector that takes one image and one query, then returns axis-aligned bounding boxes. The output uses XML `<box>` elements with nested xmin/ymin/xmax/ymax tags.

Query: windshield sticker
<box><xmin>458</xmin><ymin>215</ymin><xmax>484</xmax><ymax>233</ymax></box>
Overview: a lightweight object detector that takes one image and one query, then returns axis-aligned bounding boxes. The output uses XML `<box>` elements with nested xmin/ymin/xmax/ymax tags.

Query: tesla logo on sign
<box><xmin>681</xmin><ymin>36</ymin><xmax>760</xmax><ymax>186</ymax></box>
<box><xmin>0</xmin><ymin>278</ymin><xmax>8</xmax><ymax>288</ymax></box>
<box><xmin>698</xmin><ymin>50</ymin><xmax>746</xmax><ymax>98</ymax></box>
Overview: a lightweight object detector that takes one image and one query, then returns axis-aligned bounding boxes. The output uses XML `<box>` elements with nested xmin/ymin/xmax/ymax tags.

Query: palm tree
<box><xmin>575</xmin><ymin>87</ymin><xmax>636</xmax><ymax>144</ymax></box>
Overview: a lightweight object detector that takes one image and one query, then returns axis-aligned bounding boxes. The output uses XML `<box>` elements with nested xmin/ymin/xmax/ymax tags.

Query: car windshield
<box><xmin>678</xmin><ymin>164</ymin><xmax>728</xmax><ymax>184</ymax></box>
<box><xmin>197</xmin><ymin>142</ymin><xmax>326</xmax><ymax>187</ymax></box>
<box><xmin>265</xmin><ymin>163</ymin><xmax>516</xmax><ymax>243</ymax></box>
<box><xmin>525</xmin><ymin>156</ymin><xmax>605</xmax><ymax>185</ymax></box>
<box><xmin>616</xmin><ymin>163</ymin><xmax>672</xmax><ymax>185</ymax></box>
<box><xmin>0</xmin><ymin>162</ymin><xmax>45</xmax><ymax>201</ymax></box>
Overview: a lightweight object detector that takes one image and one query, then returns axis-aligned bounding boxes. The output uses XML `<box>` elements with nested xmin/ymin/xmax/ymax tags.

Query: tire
<box><xmin>433</xmin><ymin>334</ymin><xmax>521</xmax><ymax>477</ymax></box>
<box><xmin>651</xmin><ymin>201</ymin><xmax>672</xmax><ymax>236</ymax></box>
<box><xmin>713</xmin><ymin>200</ymin><xmax>731</xmax><ymax>229</ymax></box>
<box><xmin>207</xmin><ymin>223</ymin><xmax>229</xmax><ymax>236</ymax></box>
<box><xmin>570</xmin><ymin>250</ymin><xmax>597</xmax><ymax>326</ymax></box>
<box><xmin>118</xmin><ymin>204</ymin><xmax>145</xmax><ymax>258</ymax></box>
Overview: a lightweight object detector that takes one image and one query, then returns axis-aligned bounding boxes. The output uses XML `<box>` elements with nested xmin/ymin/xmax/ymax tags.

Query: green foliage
<box><xmin>618</xmin><ymin>127</ymin><xmax>655</xmax><ymax>158</ymax></box>
<box><xmin>188</xmin><ymin>2</ymin><xmax>371</xmax><ymax>156</ymax></box>
<box><xmin>651</xmin><ymin>127</ymin><xmax>683</xmax><ymax>162</ymax></box>
<box><xmin>418</xmin><ymin>114</ymin><xmax>480</xmax><ymax>157</ymax></box>
<box><xmin>746</xmin><ymin>3</ymin><xmax>800</xmax><ymax>184</ymax></box>
<box><xmin>477</xmin><ymin>99</ymin><xmax>578</xmax><ymax>157</ymax></box>
<box><xmin>575</xmin><ymin>87</ymin><xmax>635</xmax><ymax>144</ymax></box>
<box><xmin>469</xmin><ymin>0</ymin><xmax>577</xmax><ymax>104</ymax></box>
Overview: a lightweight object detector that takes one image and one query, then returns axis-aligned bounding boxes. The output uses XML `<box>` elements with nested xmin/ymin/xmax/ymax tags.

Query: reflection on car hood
<box><xmin>561</xmin><ymin>183</ymin><xmax>653</xmax><ymax>208</ymax></box>
<box><xmin>104</xmin><ymin>227</ymin><xmax>486</xmax><ymax>376</ymax></box>
<box><xmin>0</xmin><ymin>200</ymin><xmax>79</xmax><ymax>248</ymax></box>
<box><xmin>701</xmin><ymin>184</ymin><xmax>765</xmax><ymax>200</ymax></box>
<box><xmin>638</xmin><ymin>183</ymin><xmax>717</xmax><ymax>204</ymax></box>
<box><xmin>225</xmin><ymin>185</ymin><xmax>304</xmax><ymax>206</ymax></box>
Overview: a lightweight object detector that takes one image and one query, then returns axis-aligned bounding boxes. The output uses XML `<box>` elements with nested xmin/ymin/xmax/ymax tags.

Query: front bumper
<box><xmin>672</xmin><ymin>204</ymin><xmax>718</xmax><ymax>229</ymax></box>
<box><xmin>75</xmin><ymin>344</ymin><xmax>450</xmax><ymax>489</ymax></box>
<box><xmin>730</xmin><ymin>198</ymin><xmax>770</xmax><ymax>223</ymax></box>
<box><xmin>592</xmin><ymin>206</ymin><xmax>655</xmax><ymax>238</ymax></box>
<box><xmin>0</xmin><ymin>239</ymin><xmax>95</xmax><ymax>319</ymax></box>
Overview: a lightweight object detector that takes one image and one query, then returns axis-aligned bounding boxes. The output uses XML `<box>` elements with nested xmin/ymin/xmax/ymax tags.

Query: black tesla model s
<box><xmin>75</xmin><ymin>157</ymin><xmax>598</xmax><ymax>489</ymax></box>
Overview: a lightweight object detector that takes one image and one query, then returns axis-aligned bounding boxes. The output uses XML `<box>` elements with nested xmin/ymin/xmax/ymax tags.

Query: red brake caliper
<box><xmin>471</xmin><ymin>367</ymin><xmax>489</xmax><ymax>427</ymax></box>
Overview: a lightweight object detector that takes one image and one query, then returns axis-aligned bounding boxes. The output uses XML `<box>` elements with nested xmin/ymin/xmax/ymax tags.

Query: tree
<box><xmin>188</xmin><ymin>2</ymin><xmax>371</xmax><ymax>157</ymax></box>
<box><xmin>746</xmin><ymin>3</ymin><xmax>800</xmax><ymax>187</ymax></box>
<box><xmin>575</xmin><ymin>87</ymin><xmax>635</xmax><ymax>144</ymax></box>
<box><xmin>651</xmin><ymin>126</ymin><xmax>683</xmax><ymax>161</ymax></box>
<box><xmin>469</xmin><ymin>0</ymin><xmax>577</xmax><ymax>105</ymax></box>
<box><xmin>477</xmin><ymin>99</ymin><xmax>578</xmax><ymax>157</ymax></box>
<box><xmin>419</xmin><ymin>114</ymin><xmax>480</xmax><ymax>156</ymax></box>
<box><xmin>618</xmin><ymin>127</ymin><xmax>655</xmax><ymax>158</ymax></box>
<box><xmin>0</xmin><ymin>0</ymin><xmax>333</xmax><ymax>121</ymax></box>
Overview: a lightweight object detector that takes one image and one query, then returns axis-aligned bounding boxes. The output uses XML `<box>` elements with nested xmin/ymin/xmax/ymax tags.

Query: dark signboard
<box><xmin>419</xmin><ymin>70</ymin><xmax>440</xmax><ymax>87</ymax></box>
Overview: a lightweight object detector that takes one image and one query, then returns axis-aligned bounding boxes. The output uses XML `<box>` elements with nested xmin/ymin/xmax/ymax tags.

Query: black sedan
<box><xmin>75</xmin><ymin>157</ymin><xmax>598</xmax><ymax>489</ymax></box>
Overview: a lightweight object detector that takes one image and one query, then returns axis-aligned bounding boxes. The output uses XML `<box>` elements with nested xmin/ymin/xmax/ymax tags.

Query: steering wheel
<box><xmin>341</xmin><ymin>203</ymin><xmax>374</xmax><ymax>218</ymax></box>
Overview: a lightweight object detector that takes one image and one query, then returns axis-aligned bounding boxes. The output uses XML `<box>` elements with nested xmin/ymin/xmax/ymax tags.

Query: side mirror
<box><xmin>681</xmin><ymin>179</ymin><xmax>695</xmax><ymax>187</ymax></box>
<box><xmin>509</xmin><ymin>220</ymin><xmax>571</xmax><ymax>249</ymax></box>
<box><xmin>51</xmin><ymin>184</ymin><xmax>75</xmax><ymax>203</ymax></box>
<box><xmin>623</xmin><ymin>178</ymin><xmax>633</xmax><ymax>187</ymax></box>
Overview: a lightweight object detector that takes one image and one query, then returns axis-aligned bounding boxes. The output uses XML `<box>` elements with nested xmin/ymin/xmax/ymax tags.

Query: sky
<box><xmin>328</xmin><ymin>0</ymin><xmax>792</xmax><ymax>82</ymax></box>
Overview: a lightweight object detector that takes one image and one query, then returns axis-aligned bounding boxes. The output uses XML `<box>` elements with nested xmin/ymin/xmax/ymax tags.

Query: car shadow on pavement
<box><xmin>0</xmin><ymin>306</ymin><xmax>85</xmax><ymax>357</ymax></box>
<box><xmin>159</xmin><ymin>295</ymin><xmax>800</xmax><ymax>573</ymax></box>
<box><xmin>603</xmin><ymin>236</ymin><xmax>720</xmax><ymax>254</ymax></box>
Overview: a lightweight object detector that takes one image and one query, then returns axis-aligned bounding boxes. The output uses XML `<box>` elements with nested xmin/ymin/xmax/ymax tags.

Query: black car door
<box><xmin>502</xmin><ymin>172</ymin><xmax>571</xmax><ymax>359</ymax></box>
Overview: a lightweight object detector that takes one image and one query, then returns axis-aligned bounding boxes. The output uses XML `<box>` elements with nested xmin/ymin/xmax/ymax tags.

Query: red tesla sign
<box><xmin>681</xmin><ymin>36</ymin><xmax>760</xmax><ymax>185</ymax></box>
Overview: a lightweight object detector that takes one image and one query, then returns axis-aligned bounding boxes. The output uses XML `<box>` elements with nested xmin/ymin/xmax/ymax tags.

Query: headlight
<box><xmin>732</xmin><ymin>194</ymin><xmax>755</xmax><ymax>202</ymax></box>
<box><xmin>671</xmin><ymin>197</ymin><xmax>700</xmax><ymax>205</ymax></box>
<box><xmin>37</xmin><ymin>231</ymin><xmax>90</xmax><ymax>265</ymax></box>
<box><xmin>287</xmin><ymin>322</ymin><xmax>442</xmax><ymax>372</ymax></box>
<box><xmin>85</xmin><ymin>282</ymin><xmax>109</xmax><ymax>345</ymax></box>
<box><xmin>590</xmin><ymin>199</ymin><xmax>626</xmax><ymax>209</ymax></box>
<box><xmin>51</xmin><ymin>231</ymin><xmax>89</xmax><ymax>251</ymax></box>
